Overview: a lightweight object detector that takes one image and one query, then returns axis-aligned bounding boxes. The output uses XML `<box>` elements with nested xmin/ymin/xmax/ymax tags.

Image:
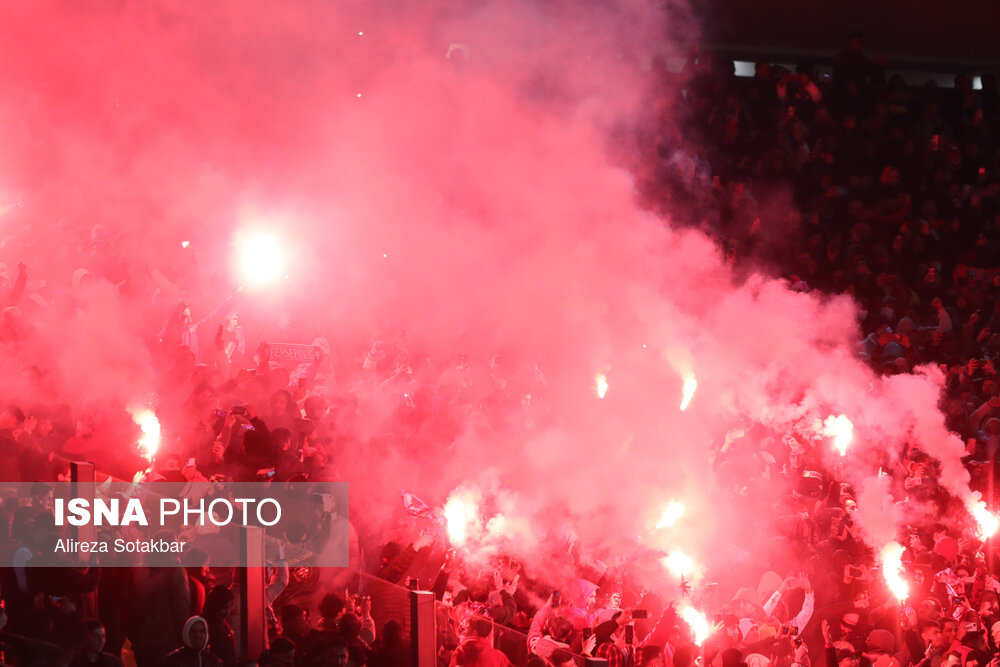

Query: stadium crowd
<box><xmin>0</xmin><ymin>30</ymin><xmax>999</xmax><ymax>667</ymax></box>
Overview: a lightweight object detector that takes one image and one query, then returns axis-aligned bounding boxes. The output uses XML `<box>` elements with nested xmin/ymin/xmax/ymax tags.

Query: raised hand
<box><xmin>504</xmin><ymin>574</ymin><xmax>520</xmax><ymax>596</ymax></box>
<box><xmin>414</xmin><ymin>532</ymin><xmax>433</xmax><ymax>550</ymax></box>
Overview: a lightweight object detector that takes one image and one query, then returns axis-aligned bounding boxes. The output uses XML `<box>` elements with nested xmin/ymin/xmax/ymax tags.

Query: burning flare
<box><xmin>662</xmin><ymin>550</ymin><xmax>695</xmax><ymax>578</ymax></box>
<box><xmin>444</xmin><ymin>490</ymin><xmax>479</xmax><ymax>547</ymax></box>
<box><xmin>822</xmin><ymin>414</ymin><xmax>854</xmax><ymax>456</ymax></box>
<box><xmin>595</xmin><ymin>373</ymin><xmax>609</xmax><ymax>399</ymax></box>
<box><xmin>680</xmin><ymin>605</ymin><xmax>711</xmax><ymax>646</ymax></box>
<box><xmin>131</xmin><ymin>408</ymin><xmax>161</xmax><ymax>463</ymax></box>
<box><xmin>236</xmin><ymin>230</ymin><xmax>287</xmax><ymax>287</ymax></box>
<box><xmin>655</xmin><ymin>501</ymin><xmax>686</xmax><ymax>529</ymax></box>
<box><xmin>881</xmin><ymin>541</ymin><xmax>909</xmax><ymax>601</ymax></box>
<box><xmin>679</xmin><ymin>376</ymin><xmax>697</xmax><ymax>411</ymax></box>
<box><xmin>968</xmin><ymin>494</ymin><xmax>999</xmax><ymax>539</ymax></box>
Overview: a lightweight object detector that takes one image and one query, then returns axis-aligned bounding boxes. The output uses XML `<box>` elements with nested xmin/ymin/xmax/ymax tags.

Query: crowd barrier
<box><xmin>0</xmin><ymin>440</ymin><xmax>612</xmax><ymax>665</ymax></box>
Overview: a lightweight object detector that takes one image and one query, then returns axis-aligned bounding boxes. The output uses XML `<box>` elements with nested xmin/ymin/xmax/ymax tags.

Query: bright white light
<box><xmin>358</xmin><ymin>31</ymin><xmax>364</xmax><ymax>36</ymax></box>
<box><xmin>236</xmin><ymin>231</ymin><xmax>286</xmax><ymax>288</ymax></box>
<box><xmin>444</xmin><ymin>490</ymin><xmax>479</xmax><ymax>547</ymax></box>
<box><xmin>655</xmin><ymin>501</ymin><xmax>685</xmax><ymax>529</ymax></box>
<box><xmin>822</xmin><ymin>414</ymin><xmax>854</xmax><ymax>456</ymax></box>
<box><xmin>595</xmin><ymin>373</ymin><xmax>609</xmax><ymax>399</ymax></box>
<box><xmin>131</xmin><ymin>408</ymin><xmax>161</xmax><ymax>463</ymax></box>
<box><xmin>681</xmin><ymin>605</ymin><xmax>711</xmax><ymax>645</ymax></box>
<box><xmin>969</xmin><ymin>494</ymin><xmax>999</xmax><ymax>539</ymax></box>
<box><xmin>679</xmin><ymin>376</ymin><xmax>697</xmax><ymax>411</ymax></box>
<box><xmin>662</xmin><ymin>550</ymin><xmax>695</xmax><ymax>578</ymax></box>
<box><xmin>357</xmin><ymin>93</ymin><xmax>362</xmax><ymax>98</ymax></box>
<box><xmin>881</xmin><ymin>542</ymin><xmax>909</xmax><ymax>601</ymax></box>
<box><xmin>734</xmin><ymin>60</ymin><xmax>755</xmax><ymax>77</ymax></box>
<box><xmin>180</xmin><ymin>241</ymin><xmax>190</xmax><ymax>248</ymax></box>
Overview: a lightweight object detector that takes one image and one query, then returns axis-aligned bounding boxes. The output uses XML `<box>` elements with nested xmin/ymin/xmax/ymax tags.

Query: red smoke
<box><xmin>0</xmin><ymin>0</ymin><xmax>985</xmax><ymax>597</ymax></box>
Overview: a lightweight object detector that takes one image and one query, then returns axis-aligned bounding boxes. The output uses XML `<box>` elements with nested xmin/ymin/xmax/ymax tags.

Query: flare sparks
<box><xmin>681</xmin><ymin>605</ymin><xmax>711</xmax><ymax>646</ymax></box>
<box><xmin>131</xmin><ymin>409</ymin><xmax>161</xmax><ymax>463</ymax></box>
<box><xmin>679</xmin><ymin>376</ymin><xmax>697</xmax><ymax>411</ymax></box>
<box><xmin>881</xmin><ymin>541</ymin><xmax>909</xmax><ymax>601</ymax></box>
<box><xmin>822</xmin><ymin>414</ymin><xmax>854</xmax><ymax>456</ymax></box>
<box><xmin>655</xmin><ymin>501</ymin><xmax>686</xmax><ymax>529</ymax></box>
<box><xmin>595</xmin><ymin>373</ymin><xmax>609</xmax><ymax>399</ymax></box>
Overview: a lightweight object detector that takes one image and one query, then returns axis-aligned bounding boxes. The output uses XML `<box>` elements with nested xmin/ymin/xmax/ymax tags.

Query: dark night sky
<box><xmin>695</xmin><ymin>0</ymin><xmax>998</xmax><ymax>68</ymax></box>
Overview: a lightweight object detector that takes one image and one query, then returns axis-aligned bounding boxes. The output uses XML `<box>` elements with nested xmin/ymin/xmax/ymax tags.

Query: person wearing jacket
<box><xmin>527</xmin><ymin>597</ymin><xmax>586</xmax><ymax>661</ymax></box>
<box><xmin>69</xmin><ymin>622</ymin><xmax>123</xmax><ymax>667</ymax></box>
<box><xmin>203</xmin><ymin>587</ymin><xmax>237</xmax><ymax>667</ymax></box>
<box><xmin>591</xmin><ymin>610</ymin><xmax>630</xmax><ymax>667</ymax></box>
<box><xmin>160</xmin><ymin>291</ymin><xmax>240</xmax><ymax>362</ymax></box>
<box><xmin>128</xmin><ymin>566</ymin><xmax>191</xmax><ymax>667</ymax></box>
<box><xmin>449</xmin><ymin>617</ymin><xmax>513</xmax><ymax>667</ymax></box>
<box><xmin>763</xmin><ymin>574</ymin><xmax>816</xmax><ymax>642</ymax></box>
<box><xmin>567</xmin><ymin>579</ymin><xmax>599</xmax><ymax>625</ymax></box>
<box><xmin>375</xmin><ymin>532</ymin><xmax>433</xmax><ymax>584</ymax></box>
<box><xmin>164</xmin><ymin>617</ymin><xmax>224</xmax><ymax>667</ymax></box>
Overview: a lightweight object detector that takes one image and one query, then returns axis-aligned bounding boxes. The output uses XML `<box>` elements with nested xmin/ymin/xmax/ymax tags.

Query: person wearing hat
<box><xmin>863</xmin><ymin>629</ymin><xmax>898</xmax><ymax>667</ymax></box>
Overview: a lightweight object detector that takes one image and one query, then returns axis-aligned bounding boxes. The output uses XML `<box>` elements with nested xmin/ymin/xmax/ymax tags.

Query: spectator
<box><xmin>164</xmin><ymin>617</ymin><xmax>224</xmax><ymax>667</ymax></box>
<box><xmin>258</xmin><ymin>637</ymin><xmax>295</xmax><ymax>667</ymax></box>
<box><xmin>129</xmin><ymin>566</ymin><xmax>191</xmax><ymax>667</ymax></box>
<box><xmin>591</xmin><ymin>610</ymin><xmax>629</xmax><ymax>667</ymax></box>
<box><xmin>279</xmin><ymin>605</ymin><xmax>312</xmax><ymax>655</ymax></box>
<box><xmin>70</xmin><ymin>621</ymin><xmax>124</xmax><ymax>667</ymax></box>
<box><xmin>368</xmin><ymin>620</ymin><xmax>408</xmax><ymax>667</ymax></box>
<box><xmin>329</xmin><ymin>637</ymin><xmax>349</xmax><ymax>667</ymax></box>
<box><xmin>449</xmin><ymin>617</ymin><xmax>513</xmax><ymax>667</ymax></box>
<box><xmin>183</xmin><ymin>549</ymin><xmax>212</xmax><ymax>617</ymax></box>
<box><xmin>203</xmin><ymin>586</ymin><xmax>237</xmax><ymax>667</ymax></box>
<box><xmin>640</xmin><ymin>645</ymin><xmax>667</xmax><ymax>667</ymax></box>
<box><xmin>336</xmin><ymin>612</ymin><xmax>370</xmax><ymax>665</ymax></box>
